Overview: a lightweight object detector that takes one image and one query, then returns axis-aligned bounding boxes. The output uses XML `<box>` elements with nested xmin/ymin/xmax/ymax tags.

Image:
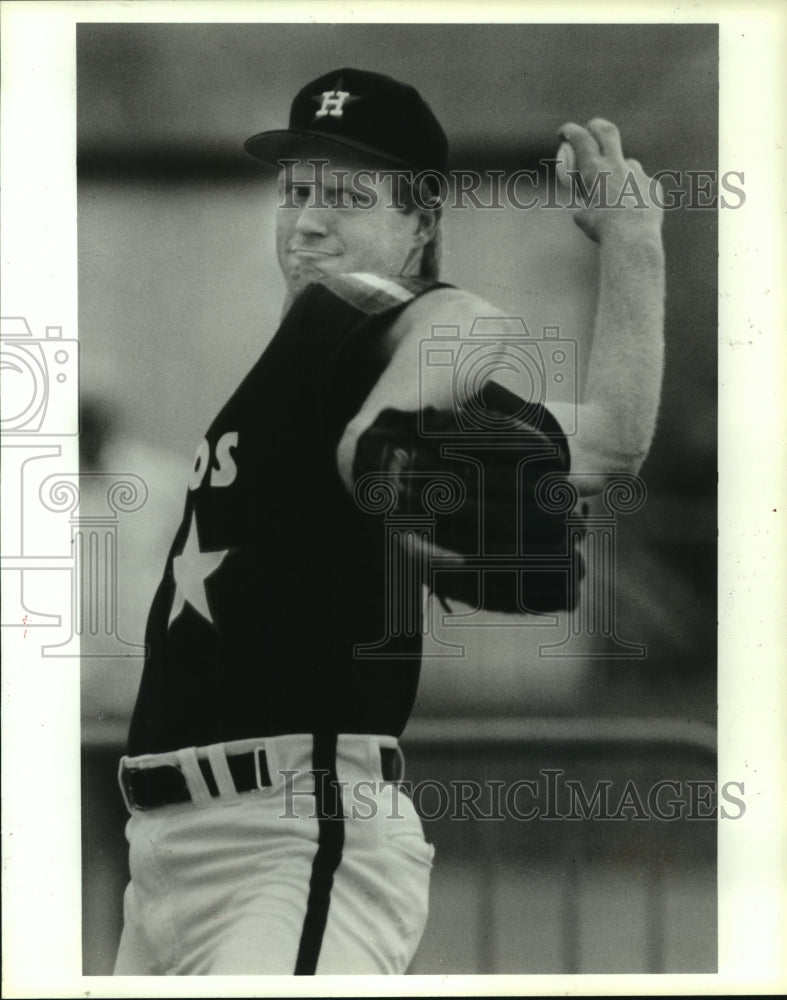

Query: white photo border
<box><xmin>1</xmin><ymin>0</ymin><xmax>785</xmax><ymax>996</ymax></box>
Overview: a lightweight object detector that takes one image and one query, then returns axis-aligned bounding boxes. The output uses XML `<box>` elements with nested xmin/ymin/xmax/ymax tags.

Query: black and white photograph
<box><xmin>1</xmin><ymin>1</ymin><xmax>785</xmax><ymax>995</ymax></box>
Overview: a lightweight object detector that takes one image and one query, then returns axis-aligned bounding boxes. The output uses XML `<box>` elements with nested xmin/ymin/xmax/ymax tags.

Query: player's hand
<box><xmin>351</xmin><ymin>381</ymin><xmax>582</xmax><ymax>614</ymax></box>
<box><xmin>558</xmin><ymin>119</ymin><xmax>664</xmax><ymax>245</ymax></box>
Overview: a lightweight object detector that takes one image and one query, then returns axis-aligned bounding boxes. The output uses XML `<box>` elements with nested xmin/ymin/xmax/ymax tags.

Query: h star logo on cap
<box><xmin>312</xmin><ymin>78</ymin><xmax>360</xmax><ymax>119</ymax></box>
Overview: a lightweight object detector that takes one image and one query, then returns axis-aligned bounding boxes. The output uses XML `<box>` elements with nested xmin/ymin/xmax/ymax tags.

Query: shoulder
<box><xmin>299</xmin><ymin>275</ymin><xmax>513</xmax><ymax>332</ymax></box>
<box><xmin>299</xmin><ymin>273</ymin><xmax>444</xmax><ymax>318</ymax></box>
<box><xmin>401</xmin><ymin>285</ymin><xmax>497</xmax><ymax>322</ymax></box>
<box><xmin>384</xmin><ymin>285</ymin><xmax>525</xmax><ymax>353</ymax></box>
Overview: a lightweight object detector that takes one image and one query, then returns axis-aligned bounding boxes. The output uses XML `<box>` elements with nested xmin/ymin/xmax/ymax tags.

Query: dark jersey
<box><xmin>128</xmin><ymin>274</ymin><xmax>447</xmax><ymax>756</ymax></box>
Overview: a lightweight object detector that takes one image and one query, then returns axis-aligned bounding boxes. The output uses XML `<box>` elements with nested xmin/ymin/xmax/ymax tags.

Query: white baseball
<box><xmin>556</xmin><ymin>141</ymin><xmax>576</xmax><ymax>187</ymax></box>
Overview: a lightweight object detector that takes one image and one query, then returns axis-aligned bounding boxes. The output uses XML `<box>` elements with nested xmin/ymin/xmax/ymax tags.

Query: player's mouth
<box><xmin>284</xmin><ymin>250</ymin><xmax>342</xmax><ymax>291</ymax></box>
<box><xmin>287</xmin><ymin>248</ymin><xmax>340</xmax><ymax>259</ymax></box>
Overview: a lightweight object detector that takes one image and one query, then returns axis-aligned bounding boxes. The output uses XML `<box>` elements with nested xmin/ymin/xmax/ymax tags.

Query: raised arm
<box><xmin>550</xmin><ymin>118</ymin><xmax>666</xmax><ymax>494</ymax></box>
<box><xmin>337</xmin><ymin>118</ymin><xmax>665</xmax><ymax>498</ymax></box>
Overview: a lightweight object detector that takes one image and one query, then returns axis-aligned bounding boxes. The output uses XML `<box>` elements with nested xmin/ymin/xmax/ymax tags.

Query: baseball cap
<box><xmin>244</xmin><ymin>68</ymin><xmax>448</xmax><ymax>174</ymax></box>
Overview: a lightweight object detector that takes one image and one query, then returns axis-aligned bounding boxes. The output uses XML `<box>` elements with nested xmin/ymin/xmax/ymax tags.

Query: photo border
<box><xmin>1</xmin><ymin>0</ymin><xmax>785</xmax><ymax>996</ymax></box>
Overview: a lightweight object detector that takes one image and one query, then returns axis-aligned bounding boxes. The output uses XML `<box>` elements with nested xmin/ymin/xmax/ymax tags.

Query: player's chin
<box><xmin>285</xmin><ymin>263</ymin><xmax>334</xmax><ymax>295</ymax></box>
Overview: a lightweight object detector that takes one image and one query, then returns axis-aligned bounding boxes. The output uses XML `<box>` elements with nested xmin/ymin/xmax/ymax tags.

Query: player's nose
<box><xmin>293</xmin><ymin>203</ymin><xmax>331</xmax><ymax>237</ymax></box>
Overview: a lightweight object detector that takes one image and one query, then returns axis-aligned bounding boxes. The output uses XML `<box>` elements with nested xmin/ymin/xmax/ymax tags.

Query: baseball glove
<box><xmin>352</xmin><ymin>380</ymin><xmax>584</xmax><ymax>614</ymax></box>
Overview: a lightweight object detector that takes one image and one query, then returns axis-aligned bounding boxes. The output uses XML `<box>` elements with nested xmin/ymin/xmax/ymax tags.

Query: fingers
<box><xmin>559</xmin><ymin>122</ymin><xmax>599</xmax><ymax>165</ymax></box>
<box><xmin>560</xmin><ymin>118</ymin><xmax>625</xmax><ymax>165</ymax></box>
<box><xmin>585</xmin><ymin>118</ymin><xmax>624</xmax><ymax>160</ymax></box>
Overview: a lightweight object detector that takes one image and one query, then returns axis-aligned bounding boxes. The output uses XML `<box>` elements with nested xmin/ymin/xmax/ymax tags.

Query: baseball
<box><xmin>556</xmin><ymin>140</ymin><xmax>576</xmax><ymax>186</ymax></box>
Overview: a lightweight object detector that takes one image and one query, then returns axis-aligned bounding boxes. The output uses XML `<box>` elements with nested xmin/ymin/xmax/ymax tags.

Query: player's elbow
<box><xmin>566</xmin><ymin>404</ymin><xmax>656</xmax><ymax>495</ymax></box>
<box><xmin>568</xmin><ymin>454</ymin><xmax>647</xmax><ymax>498</ymax></box>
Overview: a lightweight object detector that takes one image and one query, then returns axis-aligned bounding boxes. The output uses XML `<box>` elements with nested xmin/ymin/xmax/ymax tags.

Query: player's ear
<box><xmin>412</xmin><ymin>208</ymin><xmax>439</xmax><ymax>248</ymax></box>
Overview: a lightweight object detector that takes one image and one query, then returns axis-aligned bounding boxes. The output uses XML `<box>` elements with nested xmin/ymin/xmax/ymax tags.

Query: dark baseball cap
<box><xmin>244</xmin><ymin>68</ymin><xmax>448</xmax><ymax>174</ymax></box>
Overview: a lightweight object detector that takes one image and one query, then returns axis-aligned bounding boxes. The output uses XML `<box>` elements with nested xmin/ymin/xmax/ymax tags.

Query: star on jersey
<box><xmin>168</xmin><ymin>512</ymin><xmax>229</xmax><ymax>628</ymax></box>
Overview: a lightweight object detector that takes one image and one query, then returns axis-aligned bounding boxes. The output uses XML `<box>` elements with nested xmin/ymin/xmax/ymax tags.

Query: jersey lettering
<box><xmin>210</xmin><ymin>432</ymin><xmax>239</xmax><ymax>487</ymax></box>
<box><xmin>188</xmin><ymin>432</ymin><xmax>239</xmax><ymax>490</ymax></box>
<box><xmin>188</xmin><ymin>438</ymin><xmax>210</xmax><ymax>490</ymax></box>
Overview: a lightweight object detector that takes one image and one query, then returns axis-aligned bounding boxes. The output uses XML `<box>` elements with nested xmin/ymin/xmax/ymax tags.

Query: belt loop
<box><xmin>258</xmin><ymin>736</ymin><xmax>290</xmax><ymax>789</ymax></box>
<box><xmin>378</xmin><ymin>740</ymin><xmax>406</xmax><ymax>783</ymax></box>
<box><xmin>118</xmin><ymin>756</ymin><xmax>134</xmax><ymax>814</ymax></box>
<box><xmin>253</xmin><ymin>746</ymin><xmax>271</xmax><ymax>790</ymax></box>
<box><xmin>176</xmin><ymin>747</ymin><xmax>213</xmax><ymax>808</ymax></box>
<box><xmin>205</xmin><ymin>744</ymin><xmax>242</xmax><ymax>804</ymax></box>
<box><xmin>394</xmin><ymin>744</ymin><xmax>406</xmax><ymax>783</ymax></box>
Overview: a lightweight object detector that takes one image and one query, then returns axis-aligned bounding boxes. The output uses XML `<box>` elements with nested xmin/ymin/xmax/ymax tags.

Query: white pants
<box><xmin>114</xmin><ymin>733</ymin><xmax>434</xmax><ymax>975</ymax></box>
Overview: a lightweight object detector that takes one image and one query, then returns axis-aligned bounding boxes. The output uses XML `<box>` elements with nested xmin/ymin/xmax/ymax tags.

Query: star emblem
<box><xmin>168</xmin><ymin>512</ymin><xmax>229</xmax><ymax>628</ymax></box>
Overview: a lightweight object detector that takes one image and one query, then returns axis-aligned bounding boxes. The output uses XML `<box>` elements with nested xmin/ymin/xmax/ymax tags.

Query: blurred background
<box><xmin>77</xmin><ymin>22</ymin><xmax>718</xmax><ymax>975</ymax></box>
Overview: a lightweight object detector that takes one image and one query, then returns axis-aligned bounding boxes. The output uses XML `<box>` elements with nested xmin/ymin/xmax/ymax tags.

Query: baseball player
<box><xmin>114</xmin><ymin>68</ymin><xmax>665</xmax><ymax>975</ymax></box>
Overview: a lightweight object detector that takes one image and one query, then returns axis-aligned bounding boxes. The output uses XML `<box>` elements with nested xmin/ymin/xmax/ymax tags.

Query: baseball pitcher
<box><xmin>114</xmin><ymin>68</ymin><xmax>665</xmax><ymax>975</ymax></box>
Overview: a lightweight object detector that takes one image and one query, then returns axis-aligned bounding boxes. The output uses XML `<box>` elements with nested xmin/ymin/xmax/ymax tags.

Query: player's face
<box><xmin>276</xmin><ymin>150</ymin><xmax>428</xmax><ymax>303</ymax></box>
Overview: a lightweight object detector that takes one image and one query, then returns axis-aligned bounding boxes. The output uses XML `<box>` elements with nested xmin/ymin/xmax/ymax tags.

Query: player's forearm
<box><xmin>554</xmin><ymin>120</ymin><xmax>667</xmax><ymax>491</ymax></box>
<box><xmin>573</xmin><ymin>230</ymin><xmax>665</xmax><ymax>479</ymax></box>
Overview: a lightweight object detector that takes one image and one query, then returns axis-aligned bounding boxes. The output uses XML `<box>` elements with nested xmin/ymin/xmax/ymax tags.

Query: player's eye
<box><xmin>281</xmin><ymin>184</ymin><xmax>314</xmax><ymax>209</ymax></box>
<box><xmin>336</xmin><ymin>187</ymin><xmax>371</xmax><ymax>210</ymax></box>
<box><xmin>290</xmin><ymin>185</ymin><xmax>312</xmax><ymax>205</ymax></box>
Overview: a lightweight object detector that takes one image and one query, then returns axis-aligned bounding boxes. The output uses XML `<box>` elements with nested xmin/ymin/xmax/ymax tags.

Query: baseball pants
<box><xmin>114</xmin><ymin>733</ymin><xmax>434</xmax><ymax>975</ymax></box>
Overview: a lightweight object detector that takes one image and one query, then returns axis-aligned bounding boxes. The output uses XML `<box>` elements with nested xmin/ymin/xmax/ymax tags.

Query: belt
<box><xmin>121</xmin><ymin>744</ymin><xmax>402</xmax><ymax>812</ymax></box>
